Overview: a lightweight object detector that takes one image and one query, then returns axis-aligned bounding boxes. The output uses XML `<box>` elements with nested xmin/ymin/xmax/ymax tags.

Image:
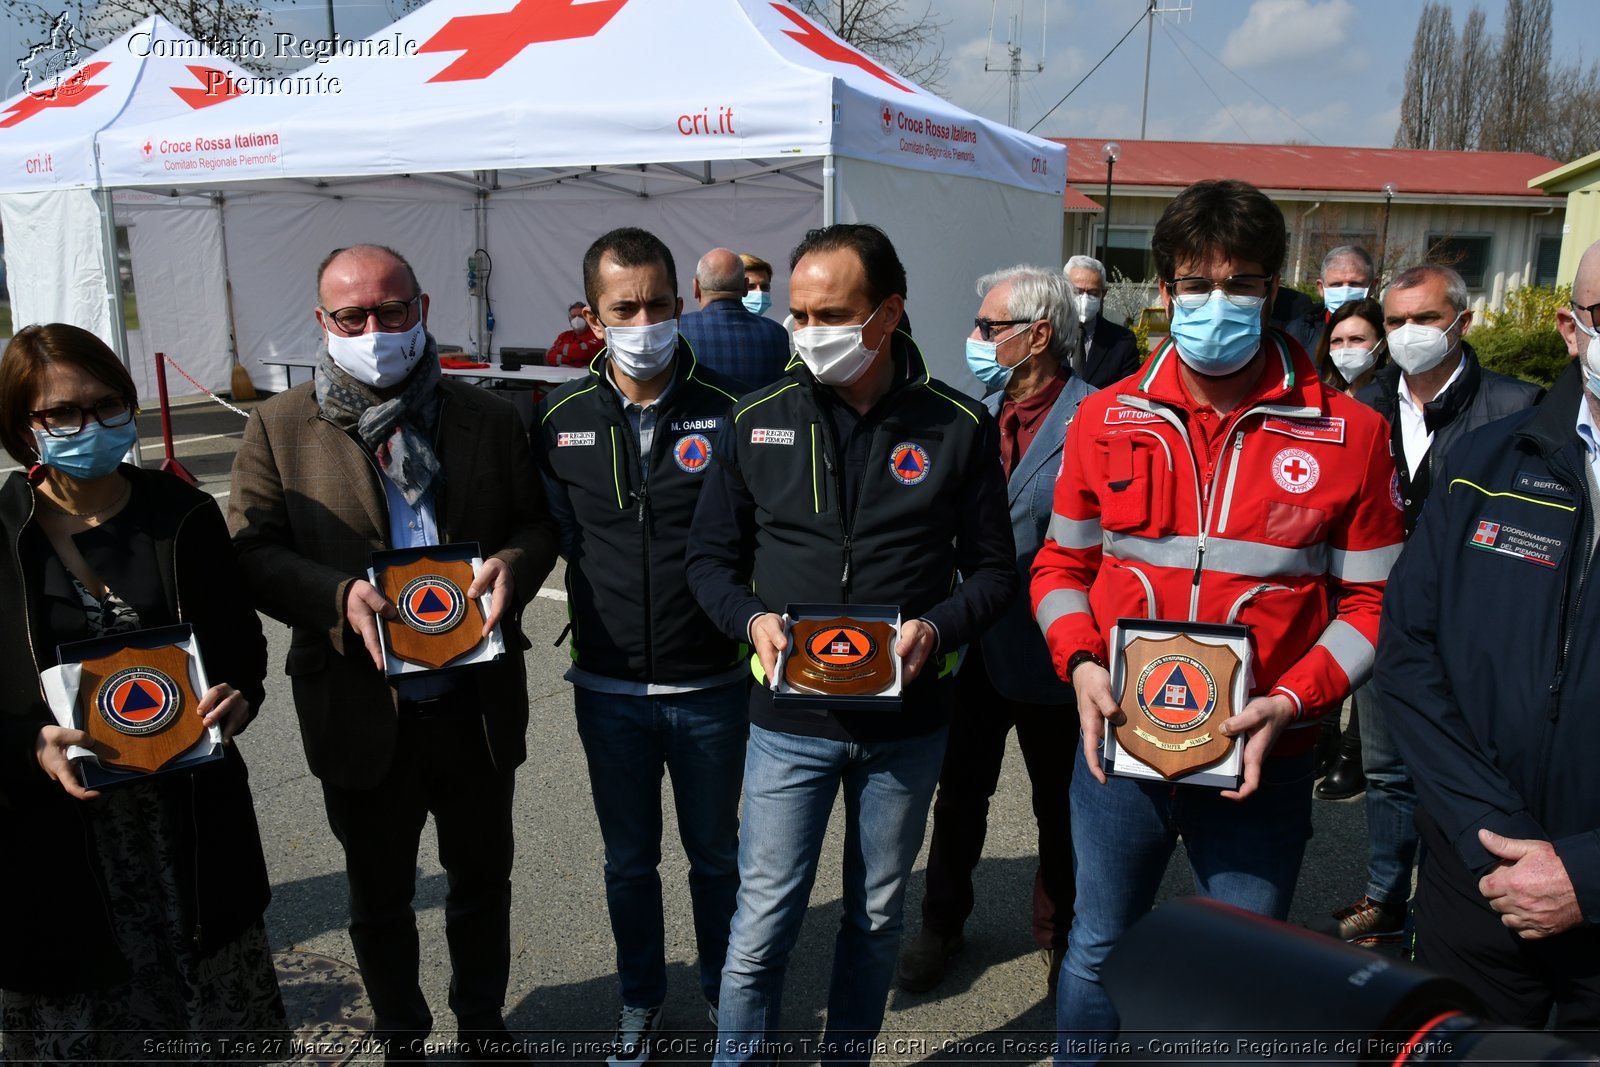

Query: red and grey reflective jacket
<box><xmin>1029</xmin><ymin>331</ymin><xmax>1405</xmax><ymax>755</ymax></box>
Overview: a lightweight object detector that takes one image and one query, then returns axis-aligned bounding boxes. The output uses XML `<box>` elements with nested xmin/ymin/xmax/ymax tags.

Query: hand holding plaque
<box><xmin>772</xmin><ymin>603</ymin><xmax>904</xmax><ymax>710</ymax></box>
<box><xmin>369</xmin><ymin>543</ymin><xmax>506</xmax><ymax>678</ymax></box>
<box><xmin>1103</xmin><ymin>620</ymin><xmax>1250</xmax><ymax>789</ymax></box>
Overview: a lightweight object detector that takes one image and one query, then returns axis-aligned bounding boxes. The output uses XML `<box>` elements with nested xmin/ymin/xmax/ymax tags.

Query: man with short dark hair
<box><xmin>679</xmin><ymin>247</ymin><xmax>791</xmax><ymax>390</ymax></box>
<box><xmin>688</xmin><ymin>224</ymin><xmax>1017</xmax><ymax>1065</ymax></box>
<box><xmin>230</xmin><ymin>244</ymin><xmax>558</xmax><ymax>1062</ymax></box>
<box><xmin>535</xmin><ymin>227</ymin><xmax>748</xmax><ymax>1067</ymax></box>
<box><xmin>1377</xmin><ymin>237</ymin><xmax>1600</xmax><ymax>1033</ymax></box>
<box><xmin>898</xmin><ymin>265</ymin><xmax>1091</xmax><ymax>997</ymax></box>
<box><xmin>1032</xmin><ymin>180</ymin><xmax>1403</xmax><ymax>1062</ymax></box>
<box><xmin>1064</xmin><ymin>254</ymin><xmax>1140</xmax><ymax>388</ymax></box>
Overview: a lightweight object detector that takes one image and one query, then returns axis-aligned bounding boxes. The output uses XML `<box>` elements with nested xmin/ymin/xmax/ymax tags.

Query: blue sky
<box><xmin>2</xmin><ymin>0</ymin><xmax>1594</xmax><ymax>150</ymax></box>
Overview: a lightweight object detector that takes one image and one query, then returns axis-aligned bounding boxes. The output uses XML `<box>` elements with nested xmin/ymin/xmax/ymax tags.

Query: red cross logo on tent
<box><xmin>419</xmin><ymin>0</ymin><xmax>629</xmax><ymax>82</ymax></box>
<box><xmin>0</xmin><ymin>61</ymin><xmax>111</xmax><ymax>127</ymax></box>
<box><xmin>771</xmin><ymin>3</ymin><xmax>911</xmax><ymax>92</ymax></box>
<box><xmin>1270</xmin><ymin>447</ymin><xmax>1319</xmax><ymax>495</ymax></box>
<box><xmin>171</xmin><ymin>65</ymin><xmax>245</xmax><ymax>109</ymax></box>
<box><xmin>1472</xmin><ymin>520</ymin><xmax>1500</xmax><ymax>547</ymax></box>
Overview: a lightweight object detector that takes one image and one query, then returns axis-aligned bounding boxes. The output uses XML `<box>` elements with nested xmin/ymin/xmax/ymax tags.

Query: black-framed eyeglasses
<box><xmin>974</xmin><ymin>317</ymin><xmax>1032</xmax><ymax>342</ymax></box>
<box><xmin>322</xmin><ymin>294</ymin><xmax>422</xmax><ymax>334</ymax></box>
<box><xmin>29</xmin><ymin>396</ymin><xmax>135</xmax><ymax>438</ymax></box>
<box><xmin>1168</xmin><ymin>274</ymin><xmax>1274</xmax><ymax>309</ymax></box>
<box><xmin>1571</xmin><ymin>300</ymin><xmax>1600</xmax><ymax>329</ymax></box>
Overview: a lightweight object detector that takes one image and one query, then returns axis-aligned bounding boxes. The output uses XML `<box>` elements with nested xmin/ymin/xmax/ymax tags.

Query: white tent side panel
<box><xmin>1</xmin><ymin>188</ymin><xmax>111</xmax><ymax>342</ymax></box>
<box><xmin>833</xmin><ymin>158</ymin><xmax>1066</xmax><ymax>393</ymax></box>
<box><xmin>119</xmin><ymin>199</ymin><xmax>231</xmax><ymax>401</ymax></box>
<box><xmin>487</xmin><ymin>174</ymin><xmax>823</xmax><ymax>348</ymax></box>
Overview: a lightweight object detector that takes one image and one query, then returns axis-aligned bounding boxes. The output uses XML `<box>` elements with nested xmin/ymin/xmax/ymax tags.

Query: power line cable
<box><xmin>1170</xmin><ymin>22</ymin><xmax>1325</xmax><ymax>145</ymax></box>
<box><xmin>1027</xmin><ymin>5</ymin><xmax>1148</xmax><ymax>134</ymax></box>
<box><xmin>1162</xmin><ymin>23</ymin><xmax>1253</xmax><ymax>142</ymax></box>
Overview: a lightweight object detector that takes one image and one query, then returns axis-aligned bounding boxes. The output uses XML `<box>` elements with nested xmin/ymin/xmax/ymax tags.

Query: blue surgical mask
<box><xmin>1322</xmin><ymin>286</ymin><xmax>1368</xmax><ymax>314</ymax></box>
<box><xmin>742</xmin><ymin>290</ymin><xmax>772</xmax><ymax>315</ymax></box>
<box><xmin>33</xmin><ymin>419</ymin><xmax>139</xmax><ymax>481</ymax></box>
<box><xmin>964</xmin><ymin>326</ymin><xmax>1032</xmax><ymax>391</ymax></box>
<box><xmin>1169</xmin><ymin>291</ymin><xmax>1264</xmax><ymax>376</ymax></box>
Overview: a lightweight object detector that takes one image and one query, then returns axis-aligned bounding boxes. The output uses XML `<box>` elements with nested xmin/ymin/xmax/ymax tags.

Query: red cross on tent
<box><xmin>170</xmin><ymin>65</ymin><xmax>246</xmax><ymax>109</ymax></box>
<box><xmin>770</xmin><ymin>3</ymin><xmax>910</xmax><ymax>92</ymax></box>
<box><xmin>0</xmin><ymin>61</ymin><xmax>111</xmax><ymax>128</ymax></box>
<box><xmin>419</xmin><ymin>0</ymin><xmax>629</xmax><ymax>82</ymax></box>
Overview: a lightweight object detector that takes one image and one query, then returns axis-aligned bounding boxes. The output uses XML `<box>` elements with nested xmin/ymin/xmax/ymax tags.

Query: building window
<box><xmin>1535</xmin><ymin>234</ymin><xmax>1562</xmax><ymax>288</ymax></box>
<box><xmin>1425</xmin><ymin>233</ymin><xmax>1491</xmax><ymax>289</ymax></box>
<box><xmin>1095</xmin><ymin>226</ymin><xmax>1155</xmax><ymax>282</ymax></box>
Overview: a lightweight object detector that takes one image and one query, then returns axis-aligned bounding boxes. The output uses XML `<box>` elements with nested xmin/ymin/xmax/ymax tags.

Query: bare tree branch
<box><xmin>795</xmin><ymin>0</ymin><xmax>949</xmax><ymax>92</ymax></box>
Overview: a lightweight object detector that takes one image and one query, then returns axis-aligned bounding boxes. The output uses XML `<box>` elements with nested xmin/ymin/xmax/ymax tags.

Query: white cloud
<box><xmin>1220</xmin><ymin>0</ymin><xmax>1354</xmax><ymax>69</ymax></box>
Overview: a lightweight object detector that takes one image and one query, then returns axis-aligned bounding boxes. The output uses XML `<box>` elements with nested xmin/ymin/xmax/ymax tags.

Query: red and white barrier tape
<box><xmin>161</xmin><ymin>354</ymin><xmax>252</xmax><ymax>418</ymax></box>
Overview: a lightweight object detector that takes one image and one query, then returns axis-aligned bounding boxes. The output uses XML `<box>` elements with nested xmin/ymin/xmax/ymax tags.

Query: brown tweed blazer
<box><xmin>228</xmin><ymin>375</ymin><xmax>558</xmax><ymax>789</ymax></box>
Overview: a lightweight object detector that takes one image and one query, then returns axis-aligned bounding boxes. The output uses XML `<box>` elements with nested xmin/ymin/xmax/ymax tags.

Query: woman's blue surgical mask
<box><xmin>33</xmin><ymin>419</ymin><xmax>139</xmax><ymax>481</ymax></box>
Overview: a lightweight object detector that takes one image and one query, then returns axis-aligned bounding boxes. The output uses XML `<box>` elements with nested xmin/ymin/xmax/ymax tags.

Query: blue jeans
<box><xmin>1357</xmin><ymin>682</ymin><xmax>1420</xmax><ymax>905</ymax></box>
<box><xmin>1055</xmin><ymin>745</ymin><xmax>1315</xmax><ymax>1065</ymax></box>
<box><xmin>573</xmin><ymin>682</ymin><xmax>748</xmax><ymax>1008</ymax></box>
<box><xmin>713</xmin><ymin>723</ymin><xmax>949</xmax><ymax>1067</ymax></box>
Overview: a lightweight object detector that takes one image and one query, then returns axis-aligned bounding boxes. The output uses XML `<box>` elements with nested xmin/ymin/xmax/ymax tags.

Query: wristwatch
<box><xmin>1066</xmin><ymin>649</ymin><xmax>1106</xmax><ymax>677</ymax></box>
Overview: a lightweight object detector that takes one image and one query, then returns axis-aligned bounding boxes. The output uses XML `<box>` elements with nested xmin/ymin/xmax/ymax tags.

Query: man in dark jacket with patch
<box><xmin>1313</xmin><ymin>265</ymin><xmax>1544</xmax><ymax>943</ymax></box>
<box><xmin>1375</xmin><ymin>242</ymin><xmax>1600</xmax><ymax>1033</ymax></box>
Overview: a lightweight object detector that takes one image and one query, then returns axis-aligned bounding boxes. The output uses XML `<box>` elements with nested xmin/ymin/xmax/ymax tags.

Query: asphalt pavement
<box><xmin>35</xmin><ymin>396</ymin><xmax>1375</xmax><ymax>1065</ymax></box>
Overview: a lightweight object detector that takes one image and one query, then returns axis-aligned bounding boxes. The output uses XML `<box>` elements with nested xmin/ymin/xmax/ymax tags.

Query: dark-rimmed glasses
<box><xmin>1168</xmin><ymin>274</ymin><xmax>1273</xmax><ymax>310</ymax></box>
<box><xmin>974</xmin><ymin>317</ymin><xmax>1032</xmax><ymax>342</ymax></box>
<box><xmin>30</xmin><ymin>396</ymin><xmax>135</xmax><ymax>438</ymax></box>
<box><xmin>322</xmin><ymin>295</ymin><xmax>422</xmax><ymax>334</ymax></box>
<box><xmin>1571</xmin><ymin>300</ymin><xmax>1600</xmax><ymax>330</ymax></box>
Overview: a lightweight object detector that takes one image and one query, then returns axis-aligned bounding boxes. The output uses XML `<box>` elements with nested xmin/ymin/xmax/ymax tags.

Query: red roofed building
<box><xmin>1054</xmin><ymin>139</ymin><xmax>1566</xmax><ymax>311</ymax></box>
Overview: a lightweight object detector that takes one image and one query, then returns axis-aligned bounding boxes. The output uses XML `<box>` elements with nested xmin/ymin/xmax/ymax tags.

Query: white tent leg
<box><xmin>95</xmin><ymin>186</ymin><xmax>141</xmax><ymax>467</ymax></box>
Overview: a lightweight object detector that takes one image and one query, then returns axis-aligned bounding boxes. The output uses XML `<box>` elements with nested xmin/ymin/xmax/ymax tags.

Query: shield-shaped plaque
<box><xmin>78</xmin><ymin>643</ymin><xmax>206</xmax><ymax>774</ymax></box>
<box><xmin>785</xmin><ymin>618</ymin><xmax>899</xmax><ymax>696</ymax></box>
<box><xmin>1114</xmin><ymin>633</ymin><xmax>1242</xmax><ymax>779</ymax></box>
<box><xmin>377</xmin><ymin>556</ymin><xmax>486</xmax><ymax>670</ymax></box>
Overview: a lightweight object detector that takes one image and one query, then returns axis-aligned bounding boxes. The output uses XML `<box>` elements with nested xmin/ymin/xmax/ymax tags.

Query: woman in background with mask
<box><xmin>0</xmin><ymin>324</ymin><xmax>284</xmax><ymax>1063</ymax></box>
<box><xmin>1309</xmin><ymin>297</ymin><xmax>1390</xmax><ymax>799</ymax></box>
<box><xmin>1315</xmin><ymin>297</ymin><xmax>1388</xmax><ymax>395</ymax></box>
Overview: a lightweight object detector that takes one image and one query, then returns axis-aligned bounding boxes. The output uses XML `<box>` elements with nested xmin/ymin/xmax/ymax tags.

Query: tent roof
<box><xmin>96</xmin><ymin>0</ymin><xmax>1063</xmax><ymax>196</ymax></box>
<box><xmin>0</xmin><ymin>15</ymin><xmax>250</xmax><ymax>193</ymax></box>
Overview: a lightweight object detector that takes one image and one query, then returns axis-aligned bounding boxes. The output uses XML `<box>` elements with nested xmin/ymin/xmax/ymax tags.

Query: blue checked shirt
<box><xmin>677</xmin><ymin>297</ymin><xmax>792</xmax><ymax>391</ymax></box>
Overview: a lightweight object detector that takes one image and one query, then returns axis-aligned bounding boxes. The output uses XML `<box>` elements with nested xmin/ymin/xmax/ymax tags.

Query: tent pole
<box><xmin>822</xmin><ymin>153</ymin><xmax>837</xmax><ymax>226</ymax></box>
<box><xmin>474</xmin><ymin>184</ymin><xmax>489</xmax><ymax>358</ymax></box>
<box><xmin>93</xmin><ymin>185</ymin><xmax>142</xmax><ymax>467</ymax></box>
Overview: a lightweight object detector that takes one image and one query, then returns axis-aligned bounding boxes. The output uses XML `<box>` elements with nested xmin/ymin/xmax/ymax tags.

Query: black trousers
<box><xmin>321</xmin><ymin>705</ymin><xmax>516</xmax><ymax>1039</ymax></box>
<box><xmin>920</xmin><ymin>645</ymin><xmax>1076</xmax><ymax>949</ymax></box>
<box><xmin>1415</xmin><ymin>806</ymin><xmax>1600</xmax><ymax>1044</ymax></box>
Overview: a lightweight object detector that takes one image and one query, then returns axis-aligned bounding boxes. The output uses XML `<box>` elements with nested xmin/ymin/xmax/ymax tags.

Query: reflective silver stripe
<box><xmin>1047</xmin><ymin>513</ymin><xmax>1103</xmax><ymax>550</ymax></box>
<box><xmin>1104</xmin><ymin>532</ymin><xmax>1325</xmax><ymax>577</ymax></box>
<box><xmin>1315</xmin><ymin>619</ymin><xmax>1375</xmax><ymax>687</ymax></box>
<box><xmin>1035</xmin><ymin>587</ymin><xmax>1091</xmax><ymax>636</ymax></box>
<box><xmin>1330</xmin><ymin>542</ymin><xmax>1404</xmax><ymax>584</ymax></box>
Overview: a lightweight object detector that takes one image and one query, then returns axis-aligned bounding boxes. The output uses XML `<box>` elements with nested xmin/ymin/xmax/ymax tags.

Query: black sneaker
<box><xmin>1311</xmin><ymin>896</ymin><xmax>1407</xmax><ymax>943</ymax></box>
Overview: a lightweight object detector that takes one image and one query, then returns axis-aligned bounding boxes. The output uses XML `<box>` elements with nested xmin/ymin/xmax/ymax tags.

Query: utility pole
<box><xmin>986</xmin><ymin>1</ymin><xmax>1044</xmax><ymax>129</ymax></box>
<box><xmin>1141</xmin><ymin>0</ymin><xmax>1192</xmax><ymax>139</ymax></box>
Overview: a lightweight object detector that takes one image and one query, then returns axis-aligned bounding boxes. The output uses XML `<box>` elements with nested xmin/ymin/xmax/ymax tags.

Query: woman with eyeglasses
<box><xmin>0</xmin><ymin>324</ymin><xmax>285</xmax><ymax>1063</ymax></box>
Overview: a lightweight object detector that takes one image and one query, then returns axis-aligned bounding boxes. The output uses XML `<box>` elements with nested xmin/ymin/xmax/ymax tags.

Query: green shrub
<box><xmin>1470</xmin><ymin>325</ymin><xmax>1570</xmax><ymax>388</ymax></box>
<box><xmin>1487</xmin><ymin>284</ymin><xmax>1570</xmax><ymax>331</ymax></box>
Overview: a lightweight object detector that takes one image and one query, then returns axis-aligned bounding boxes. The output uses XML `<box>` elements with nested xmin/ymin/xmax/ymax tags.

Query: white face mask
<box><xmin>603</xmin><ymin>318</ymin><xmax>678</xmax><ymax>380</ymax></box>
<box><xmin>1572</xmin><ymin>314</ymin><xmax>1600</xmax><ymax>400</ymax></box>
<box><xmin>1330</xmin><ymin>345</ymin><xmax>1377</xmax><ymax>384</ymax></box>
<box><xmin>570</xmin><ymin>315</ymin><xmax>588</xmax><ymax>333</ymax></box>
<box><xmin>1386</xmin><ymin>311</ymin><xmax>1463</xmax><ymax>376</ymax></box>
<box><xmin>793</xmin><ymin>302</ymin><xmax>887</xmax><ymax>387</ymax></box>
<box><xmin>1074</xmin><ymin>292</ymin><xmax>1102</xmax><ymax>324</ymax></box>
<box><xmin>326</xmin><ymin>319</ymin><xmax>426</xmax><ymax>388</ymax></box>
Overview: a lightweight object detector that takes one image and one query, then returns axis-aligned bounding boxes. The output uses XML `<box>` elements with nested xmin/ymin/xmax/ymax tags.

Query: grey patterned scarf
<box><xmin>314</xmin><ymin>333</ymin><xmax>442</xmax><ymax>506</ymax></box>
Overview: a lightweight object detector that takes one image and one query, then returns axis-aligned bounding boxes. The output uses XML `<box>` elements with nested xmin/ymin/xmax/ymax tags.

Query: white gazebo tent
<box><xmin>90</xmin><ymin>0</ymin><xmax>1067</xmax><ymax>392</ymax></box>
<box><xmin>0</xmin><ymin>16</ymin><xmax>257</xmax><ymax>399</ymax></box>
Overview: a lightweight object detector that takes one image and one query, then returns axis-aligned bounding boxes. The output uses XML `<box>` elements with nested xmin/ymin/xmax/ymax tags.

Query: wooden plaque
<box><xmin>785</xmin><ymin>618</ymin><xmax>898</xmax><ymax>696</ymax></box>
<box><xmin>377</xmin><ymin>556</ymin><xmax>485</xmax><ymax>670</ymax></box>
<box><xmin>78</xmin><ymin>643</ymin><xmax>206</xmax><ymax>775</ymax></box>
<box><xmin>1113</xmin><ymin>633</ymin><xmax>1241</xmax><ymax>779</ymax></box>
